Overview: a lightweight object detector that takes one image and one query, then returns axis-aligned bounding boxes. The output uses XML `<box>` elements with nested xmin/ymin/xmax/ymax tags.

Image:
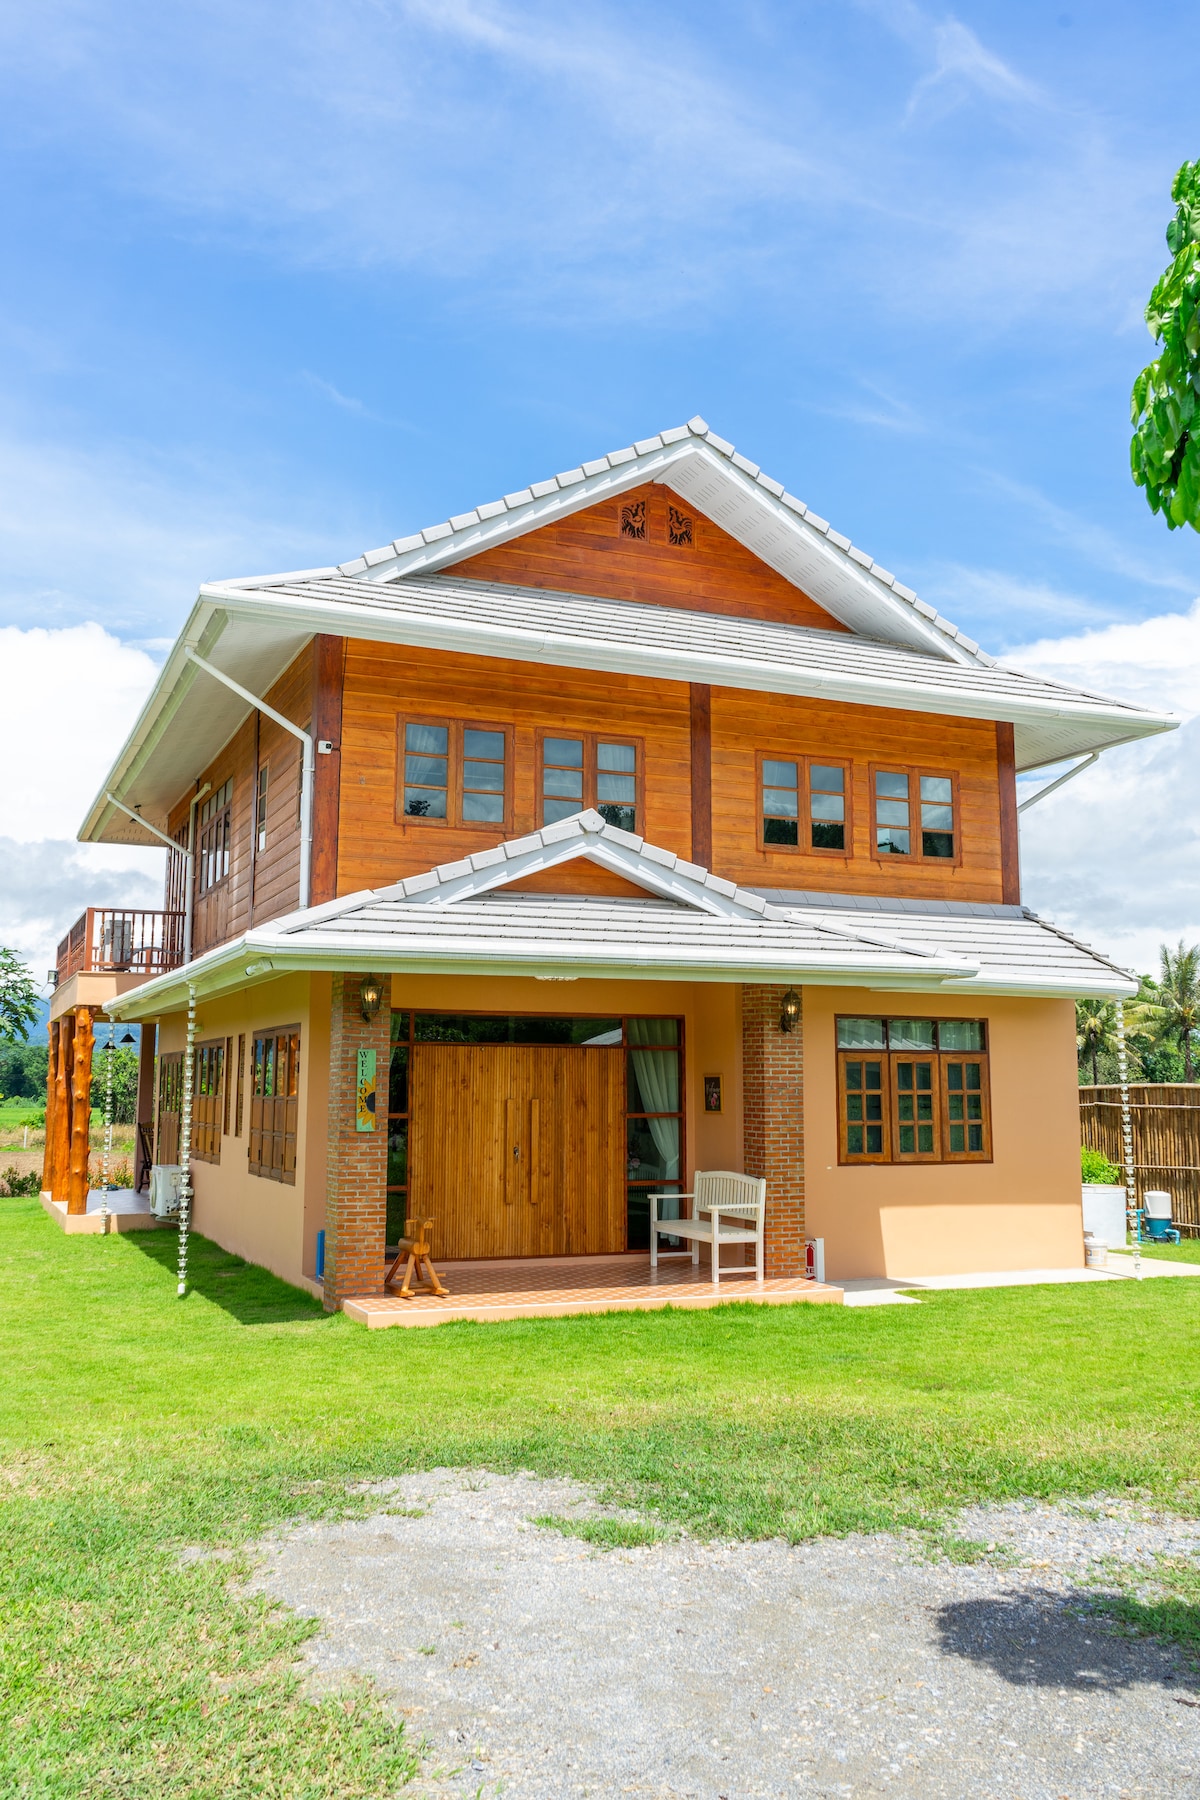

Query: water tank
<box><xmin>1144</xmin><ymin>1189</ymin><xmax>1173</xmax><ymax>1220</ymax></box>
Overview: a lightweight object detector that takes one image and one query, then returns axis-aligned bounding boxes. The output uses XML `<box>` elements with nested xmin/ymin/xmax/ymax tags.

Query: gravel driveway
<box><xmin>249</xmin><ymin>1471</ymin><xmax>1200</xmax><ymax>1799</ymax></box>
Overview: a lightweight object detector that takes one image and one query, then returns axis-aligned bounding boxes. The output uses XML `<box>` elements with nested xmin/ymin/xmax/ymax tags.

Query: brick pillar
<box><xmin>741</xmin><ymin>984</ymin><xmax>805</xmax><ymax>1277</ymax></box>
<box><xmin>323</xmin><ymin>974</ymin><xmax>390</xmax><ymax>1310</ymax></box>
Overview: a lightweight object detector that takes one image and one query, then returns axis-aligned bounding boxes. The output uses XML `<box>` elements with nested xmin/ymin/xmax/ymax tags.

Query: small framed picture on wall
<box><xmin>703</xmin><ymin>1074</ymin><xmax>723</xmax><ymax>1113</ymax></box>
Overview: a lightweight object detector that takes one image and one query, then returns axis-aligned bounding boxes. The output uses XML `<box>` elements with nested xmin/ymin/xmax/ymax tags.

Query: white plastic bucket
<box><xmin>1084</xmin><ymin>1237</ymin><xmax>1108</xmax><ymax>1268</ymax></box>
<box><xmin>1144</xmin><ymin>1189</ymin><xmax>1172</xmax><ymax>1220</ymax></box>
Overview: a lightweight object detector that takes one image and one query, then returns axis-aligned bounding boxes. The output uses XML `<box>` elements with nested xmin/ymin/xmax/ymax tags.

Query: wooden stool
<box><xmin>384</xmin><ymin>1219</ymin><xmax>449</xmax><ymax>1299</ymax></box>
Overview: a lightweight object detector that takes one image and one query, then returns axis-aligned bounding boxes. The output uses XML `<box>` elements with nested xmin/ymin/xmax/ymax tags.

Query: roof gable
<box><xmin>325</xmin><ymin>418</ymin><xmax>991</xmax><ymax>666</ymax></box>
<box><xmin>450</xmin><ymin>481</ymin><xmax>850</xmax><ymax>634</ymax></box>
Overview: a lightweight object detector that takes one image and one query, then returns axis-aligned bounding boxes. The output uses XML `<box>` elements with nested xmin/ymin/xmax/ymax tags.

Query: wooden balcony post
<box><xmin>42</xmin><ymin>1021</ymin><xmax>59</xmax><ymax>1198</ymax></box>
<box><xmin>66</xmin><ymin>1007</ymin><xmax>94</xmax><ymax>1214</ymax></box>
<box><xmin>52</xmin><ymin>1014</ymin><xmax>74</xmax><ymax>1203</ymax></box>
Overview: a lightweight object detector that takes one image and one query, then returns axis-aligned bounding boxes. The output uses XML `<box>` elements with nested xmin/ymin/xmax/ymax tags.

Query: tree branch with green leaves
<box><xmin>0</xmin><ymin>949</ymin><xmax>38</xmax><ymax>1045</ymax></box>
<box><xmin>1131</xmin><ymin>158</ymin><xmax>1200</xmax><ymax>532</ymax></box>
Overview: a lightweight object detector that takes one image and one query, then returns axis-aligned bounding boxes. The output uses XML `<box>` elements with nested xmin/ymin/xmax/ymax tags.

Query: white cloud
<box><xmin>1009</xmin><ymin>601</ymin><xmax>1200</xmax><ymax>974</ymax></box>
<box><xmin>0</xmin><ymin>840</ymin><xmax>164</xmax><ymax>991</ymax></box>
<box><xmin>922</xmin><ymin>563</ymin><xmax>1116</xmax><ymax>639</ymax></box>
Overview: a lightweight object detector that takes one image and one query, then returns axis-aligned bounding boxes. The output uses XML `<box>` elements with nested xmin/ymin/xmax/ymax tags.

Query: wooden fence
<box><xmin>1080</xmin><ymin>1084</ymin><xmax>1200</xmax><ymax>1234</ymax></box>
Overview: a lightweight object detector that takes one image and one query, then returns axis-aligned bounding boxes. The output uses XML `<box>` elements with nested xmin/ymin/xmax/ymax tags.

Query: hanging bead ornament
<box><xmin>100</xmin><ymin>1012</ymin><xmax>115</xmax><ymax>1235</ymax></box>
<box><xmin>177</xmin><ymin>982</ymin><xmax>196</xmax><ymax>1297</ymax></box>
<box><xmin>1115</xmin><ymin>999</ymin><xmax>1140</xmax><ymax>1279</ymax></box>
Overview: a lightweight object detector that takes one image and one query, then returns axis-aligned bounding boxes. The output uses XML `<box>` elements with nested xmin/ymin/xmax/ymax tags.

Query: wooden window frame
<box><xmin>197</xmin><ymin>778</ymin><xmax>234</xmax><ymax>895</ymax></box>
<box><xmin>536</xmin><ymin>730</ymin><xmax>644</xmax><ymax>832</ymax></box>
<box><xmin>836</xmin><ymin>1017</ymin><xmax>991</xmax><ymax>1166</ymax></box>
<box><xmin>869</xmin><ymin>764</ymin><xmax>961</xmax><ymax>868</ymax></box>
<box><xmin>248</xmin><ymin>1025</ymin><xmax>301</xmax><ymax>1185</ymax></box>
<box><xmin>395</xmin><ymin>715</ymin><xmax>512</xmax><ymax>832</ymax></box>
<box><xmin>255</xmin><ymin>763</ymin><xmax>269</xmax><ymax>853</ymax></box>
<box><xmin>192</xmin><ymin>1038</ymin><xmax>225</xmax><ymax>1164</ymax></box>
<box><xmin>757</xmin><ymin>753</ymin><xmax>852</xmax><ymax>858</ymax></box>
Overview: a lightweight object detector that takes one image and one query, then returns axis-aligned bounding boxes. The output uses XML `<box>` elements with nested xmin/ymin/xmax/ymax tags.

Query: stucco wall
<box><xmin>801</xmin><ymin>988</ymin><xmax>1085</xmax><ymax>1278</ymax></box>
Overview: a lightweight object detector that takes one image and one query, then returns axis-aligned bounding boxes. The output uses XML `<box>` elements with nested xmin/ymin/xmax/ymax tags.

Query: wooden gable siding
<box><xmin>167</xmin><ymin>643</ymin><xmax>314</xmax><ymax>956</ymax></box>
<box><xmin>336</xmin><ymin>639</ymin><xmax>694</xmax><ymax>892</ymax></box>
<box><xmin>451</xmin><ymin>482</ymin><xmax>851</xmax><ymax>632</ymax></box>
<box><xmin>710</xmin><ymin>687</ymin><xmax>1007</xmax><ymax>903</ymax></box>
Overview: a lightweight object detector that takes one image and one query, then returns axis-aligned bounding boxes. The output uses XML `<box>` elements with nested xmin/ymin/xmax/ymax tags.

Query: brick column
<box><xmin>741</xmin><ymin>984</ymin><xmax>805</xmax><ymax>1277</ymax></box>
<box><xmin>323</xmin><ymin>974</ymin><xmax>390</xmax><ymax>1310</ymax></box>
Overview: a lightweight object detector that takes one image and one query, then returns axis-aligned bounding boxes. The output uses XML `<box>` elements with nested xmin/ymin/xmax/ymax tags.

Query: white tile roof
<box><xmin>106</xmin><ymin>814</ymin><xmax>1136</xmax><ymax>1015</ymax></box>
<box><xmin>209</xmin><ymin>569</ymin><xmax>1170</xmax><ymax>772</ymax></box>
<box><xmin>314</xmin><ymin>418</ymin><xmax>989</xmax><ymax>667</ymax></box>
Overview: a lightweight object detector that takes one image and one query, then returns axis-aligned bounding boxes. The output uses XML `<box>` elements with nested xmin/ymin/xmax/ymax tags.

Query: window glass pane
<box><xmin>946</xmin><ymin>1063</ymin><xmax>964</xmax><ymax>1091</ymax></box>
<box><xmin>544</xmin><ymin>767</ymin><xmax>584</xmax><ymax>798</ymax></box>
<box><xmin>938</xmin><ymin>1020</ymin><xmax>983</xmax><ymax>1051</ymax></box>
<box><xmin>597</xmin><ymin>772</ymin><xmax>636</xmax><ymax>803</ymax></box>
<box><xmin>543</xmin><ymin>796</ymin><xmax>583</xmax><ymax>824</ymax></box>
<box><xmin>875</xmin><ymin>771</ymin><xmax>909</xmax><ymax>799</ymax></box>
<box><xmin>462</xmin><ymin>791</ymin><xmax>505</xmax><ymax>822</ymax></box>
<box><xmin>406</xmin><ymin>723</ymin><xmax>448</xmax><ymax>754</ymax></box>
<box><xmin>810</xmin><ymin>793</ymin><xmax>845</xmax><ymax>821</ymax></box>
<box><xmin>389</xmin><ymin>1045</ymin><xmax>408</xmax><ymax>1115</ymax></box>
<box><xmin>949</xmin><ymin>1122</ymin><xmax>965</xmax><ymax>1153</ymax></box>
<box><xmin>628</xmin><ymin>1185</ymin><xmax>677</xmax><ymax>1251</ymax></box>
<box><xmin>888</xmin><ymin>1019</ymin><xmax>935</xmax><ymax>1050</ymax></box>
<box><xmin>599</xmin><ymin>803</ymin><xmax>637</xmax><ymax>830</ymax></box>
<box><xmin>920</xmin><ymin>776</ymin><xmax>953</xmax><ymax>804</ymax></box>
<box><xmin>921</xmin><ymin>804</ymin><xmax>954</xmax><ymax>829</ymax></box>
<box><xmin>811</xmin><ymin>821</ymin><xmax>845</xmax><ymax>850</ymax></box>
<box><xmin>811</xmin><ymin>765</ymin><xmax>844</xmax><ymax>793</ymax></box>
<box><xmin>627</xmin><ymin>1048</ymin><xmax>681</xmax><ymax>1114</ymax></box>
<box><xmin>763</xmin><ymin>817</ymin><xmax>799</xmax><ymax>846</ymax></box>
<box><xmin>386</xmin><ymin>1192</ymin><xmax>406</xmax><ymax>1246</ymax></box>
<box><xmin>391</xmin><ymin>1010</ymin><xmax>410</xmax><ymax>1042</ymax></box>
<box><xmin>405</xmin><ymin>787</ymin><xmax>447</xmax><ymax>818</ymax></box>
<box><xmin>875</xmin><ymin>799</ymin><xmax>909</xmax><ymax>826</ymax></box>
<box><xmin>414</xmin><ymin>1014</ymin><xmax>621</xmax><ymax>1045</ymax></box>
<box><xmin>544</xmin><ymin>737</ymin><xmax>583</xmax><ymax>766</ymax></box>
<box><xmin>866</xmin><ymin>1125</ymin><xmax>884</xmax><ymax>1153</ymax></box>
<box><xmin>847</xmin><ymin>1124</ymin><xmax>864</xmax><ymax>1154</ymax></box>
<box><xmin>876</xmin><ymin>827</ymin><xmax>910</xmax><ymax>854</ymax></box>
<box><xmin>762</xmin><ymin>760</ymin><xmax>797</xmax><ymax>788</ymax></box>
<box><xmin>627</xmin><ymin>1115</ymin><xmax>680</xmax><ymax>1184</ymax></box>
<box><xmin>965</xmin><ymin>1063</ymin><xmax>982</xmax><ymax>1090</ymax></box>
<box><xmin>763</xmin><ymin>787</ymin><xmax>798</xmax><ymax>817</ymax></box>
<box><xmin>464</xmin><ymin>728</ymin><xmax>504</xmax><ymax>759</ymax></box>
<box><xmin>968</xmin><ymin>1124</ymin><xmax>984</xmax><ymax>1152</ymax></box>
<box><xmin>899</xmin><ymin>1124</ymin><xmax>914</xmax><ymax>1152</ymax></box>
<box><xmin>918</xmin><ymin>1124</ymin><xmax>934</xmax><ymax>1152</ymax></box>
<box><xmin>597</xmin><ymin>742</ymin><xmax>635</xmax><ymax>772</ymax></box>
<box><xmin>922</xmin><ymin>830</ymin><xmax>955</xmax><ymax>859</ymax></box>
<box><xmin>387</xmin><ymin>1120</ymin><xmax>408</xmax><ymax>1189</ymax></box>
<box><xmin>838</xmin><ymin>1018</ymin><xmax>886</xmax><ymax>1049</ymax></box>
<box><xmin>405</xmin><ymin>754</ymin><xmax>448</xmax><ymax>785</ymax></box>
<box><xmin>464</xmin><ymin>760</ymin><xmax>505</xmax><ymax>791</ymax></box>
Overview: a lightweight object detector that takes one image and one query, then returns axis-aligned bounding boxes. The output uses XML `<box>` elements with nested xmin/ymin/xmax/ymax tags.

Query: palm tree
<box><xmin>1076</xmin><ymin>998</ymin><xmax>1118</xmax><ymax>1086</ymax></box>
<box><xmin>1138</xmin><ymin>941</ymin><xmax>1200</xmax><ymax>1082</ymax></box>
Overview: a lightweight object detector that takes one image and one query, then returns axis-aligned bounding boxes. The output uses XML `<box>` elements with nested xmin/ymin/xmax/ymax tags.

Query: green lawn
<box><xmin>1118</xmin><ymin>1236</ymin><xmax>1200</xmax><ymax>1265</ymax></box>
<box><xmin>2</xmin><ymin>1192</ymin><xmax>1200</xmax><ymax>1796</ymax></box>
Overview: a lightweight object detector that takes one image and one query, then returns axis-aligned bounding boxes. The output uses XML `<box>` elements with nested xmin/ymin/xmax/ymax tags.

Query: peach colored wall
<box><xmin>802</xmin><ymin>988</ymin><xmax>1085</xmax><ymax>1278</ymax></box>
<box><xmin>155</xmin><ymin>972</ymin><xmax>321</xmax><ymax>1290</ymax></box>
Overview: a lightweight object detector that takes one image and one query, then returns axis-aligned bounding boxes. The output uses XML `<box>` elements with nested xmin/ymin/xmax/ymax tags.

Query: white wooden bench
<box><xmin>649</xmin><ymin>1171</ymin><xmax>766</xmax><ymax>1287</ymax></box>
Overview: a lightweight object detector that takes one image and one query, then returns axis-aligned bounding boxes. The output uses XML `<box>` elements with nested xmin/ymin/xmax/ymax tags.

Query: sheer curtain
<box><xmin>627</xmin><ymin>1019</ymin><xmax>680</xmax><ymax>1216</ymax></box>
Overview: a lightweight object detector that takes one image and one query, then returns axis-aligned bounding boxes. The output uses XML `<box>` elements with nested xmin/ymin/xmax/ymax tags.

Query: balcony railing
<box><xmin>55</xmin><ymin>908</ymin><xmax>186</xmax><ymax>985</ymax></box>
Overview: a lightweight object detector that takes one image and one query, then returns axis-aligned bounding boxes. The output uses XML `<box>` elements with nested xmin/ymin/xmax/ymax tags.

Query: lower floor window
<box><xmin>193</xmin><ymin>1040</ymin><xmax>225</xmax><ymax>1163</ymax></box>
<box><xmin>249</xmin><ymin>1028</ymin><xmax>300</xmax><ymax>1183</ymax></box>
<box><xmin>837</xmin><ymin>1016</ymin><xmax>991</xmax><ymax>1164</ymax></box>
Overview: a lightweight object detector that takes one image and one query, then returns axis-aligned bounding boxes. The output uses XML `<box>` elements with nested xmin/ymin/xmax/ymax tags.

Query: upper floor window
<box><xmin>760</xmin><ymin>757</ymin><xmax>849</xmax><ymax>854</ymax></box>
<box><xmin>198</xmin><ymin>780</ymin><xmax>232</xmax><ymax>894</ymax></box>
<box><xmin>255</xmin><ymin>765</ymin><xmax>269</xmax><ymax>853</ymax></box>
<box><xmin>541</xmin><ymin>734</ymin><xmax>640</xmax><ymax>831</ymax></box>
<box><xmin>397</xmin><ymin>718</ymin><xmax>509</xmax><ymax>829</ymax></box>
<box><xmin>836</xmin><ymin>1016</ymin><xmax>990</xmax><ymax>1164</ymax></box>
<box><xmin>872</xmin><ymin>768</ymin><xmax>957</xmax><ymax>862</ymax></box>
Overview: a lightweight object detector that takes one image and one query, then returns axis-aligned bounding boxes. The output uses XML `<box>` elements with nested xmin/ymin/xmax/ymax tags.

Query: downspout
<box><xmin>1016</xmin><ymin>751</ymin><xmax>1100</xmax><ymax>814</ymax></box>
<box><xmin>103</xmin><ymin>789</ymin><xmax>207</xmax><ymax>967</ymax></box>
<box><xmin>183</xmin><ymin>646</ymin><xmax>314</xmax><ymax>909</ymax></box>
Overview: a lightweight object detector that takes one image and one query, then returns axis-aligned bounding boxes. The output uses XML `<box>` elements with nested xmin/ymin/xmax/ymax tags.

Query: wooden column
<box><xmin>52</xmin><ymin>1013</ymin><xmax>74</xmax><ymax>1203</ymax></box>
<box><xmin>310</xmin><ymin>634</ymin><xmax>346</xmax><ymax>906</ymax></box>
<box><xmin>66</xmin><ymin>1007</ymin><xmax>94</xmax><ymax>1215</ymax></box>
<box><xmin>134</xmin><ymin>1023</ymin><xmax>157</xmax><ymax>1193</ymax></box>
<box><xmin>996</xmin><ymin>721</ymin><xmax>1021</xmax><ymax>905</ymax></box>
<box><xmin>42</xmin><ymin>1022</ymin><xmax>59</xmax><ymax>1198</ymax></box>
<box><xmin>689</xmin><ymin>682</ymin><xmax>712</xmax><ymax>871</ymax></box>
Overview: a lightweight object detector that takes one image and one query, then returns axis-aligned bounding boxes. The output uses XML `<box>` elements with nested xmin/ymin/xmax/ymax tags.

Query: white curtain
<box><xmin>627</xmin><ymin>1019</ymin><xmax>680</xmax><ymax>1189</ymax></box>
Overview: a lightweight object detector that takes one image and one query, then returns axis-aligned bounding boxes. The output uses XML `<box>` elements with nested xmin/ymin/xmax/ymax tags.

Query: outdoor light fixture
<box><xmin>360</xmin><ymin>975</ymin><xmax>385</xmax><ymax>1022</ymax></box>
<box><xmin>779</xmin><ymin>988</ymin><xmax>801</xmax><ymax>1034</ymax></box>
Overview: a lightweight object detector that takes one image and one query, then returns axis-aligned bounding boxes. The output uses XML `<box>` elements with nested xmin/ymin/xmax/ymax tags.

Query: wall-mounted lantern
<box><xmin>779</xmin><ymin>988</ymin><xmax>801</xmax><ymax>1034</ymax></box>
<box><xmin>360</xmin><ymin>975</ymin><xmax>385</xmax><ymax>1022</ymax></box>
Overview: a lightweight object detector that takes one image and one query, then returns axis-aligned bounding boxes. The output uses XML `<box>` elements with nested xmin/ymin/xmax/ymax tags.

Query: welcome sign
<box><xmin>356</xmin><ymin>1048</ymin><xmax>377</xmax><ymax>1133</ymax></box>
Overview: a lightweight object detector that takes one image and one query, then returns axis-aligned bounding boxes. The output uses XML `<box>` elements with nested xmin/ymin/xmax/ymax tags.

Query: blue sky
<box><xmin>1</xmin><ymin>0</ymin><xmax>1198</xmax><ymax>979</ymax></box>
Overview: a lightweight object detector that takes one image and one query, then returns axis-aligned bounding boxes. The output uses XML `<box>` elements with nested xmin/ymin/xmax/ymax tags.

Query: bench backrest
<box><xmin>694</xmin><ymin>1170</ymin><xmax>766</xmax><ymax>1219</ymax></box>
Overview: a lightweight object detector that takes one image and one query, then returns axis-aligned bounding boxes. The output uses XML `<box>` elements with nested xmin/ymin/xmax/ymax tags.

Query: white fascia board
<box><xmin>932</xmin><ymin>972</ymin><xmax>1138</xmax><ymax>1000</ymax></box>
<box><xmin>207</xmin><ymin>583</ymin><xmax>1172</xmax><ymax>755</ymax></box>
<box><xmin>349</xmin><ymin>441</ymin><xmax>970</xmax><ymax>665</ymax></box>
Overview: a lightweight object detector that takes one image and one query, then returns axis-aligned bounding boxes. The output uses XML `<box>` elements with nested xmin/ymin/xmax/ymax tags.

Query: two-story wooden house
<box><xmin>44</xmin><ymin>419</ymin><xmax>1174</xmax><ymax>1308</ymax></box>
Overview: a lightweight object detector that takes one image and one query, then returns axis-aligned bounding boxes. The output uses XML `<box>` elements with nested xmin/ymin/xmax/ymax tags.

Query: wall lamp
<box><xmin>779</xmin><ymin>988</ymin><xmax>801</xmax><ymax>1034</ymax></box>
<box><xmin>360</xmin><ymin>975</ymin><xmax>385</xmax><ymax>1022</ymax></box>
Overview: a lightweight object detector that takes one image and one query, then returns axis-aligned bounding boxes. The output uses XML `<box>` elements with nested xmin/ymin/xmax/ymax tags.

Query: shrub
<box><xmin>0</xmin><ymin>1166</ymin><xmax>43</xmax><ymax>1197</ymax></box>
<box><xmin>1082</xmin><ymin>1146</ymin><xmax>1121</xmax><ymax>1185</ymax></box>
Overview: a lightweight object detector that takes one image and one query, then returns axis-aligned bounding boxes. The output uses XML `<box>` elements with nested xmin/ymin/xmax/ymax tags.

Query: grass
<box><xmin>1088</xmin><ymin>1555</ymin><xmax>1200</xmax><ymax>1665</ymax></box>
<box><xmin>3</xmin><ymin>1192</ymin><xmax>1200</xmax><ymax>1793</ymax></box>
<box><xmin>1119</xmin><ymin>1237</ymin><xmax>1200</xmax><ymax>1265</ymax></box>
<box><xmin>532</xmin><ymin>1513</ymin><xmax>670</xmax><ymax>1550</ymax></box>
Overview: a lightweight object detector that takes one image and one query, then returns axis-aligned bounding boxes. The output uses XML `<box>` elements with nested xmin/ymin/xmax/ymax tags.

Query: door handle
<box><xmin>512</xmin><ymin>1144</ymin><xmax>520</xmax><ymax>1161</ymax></box>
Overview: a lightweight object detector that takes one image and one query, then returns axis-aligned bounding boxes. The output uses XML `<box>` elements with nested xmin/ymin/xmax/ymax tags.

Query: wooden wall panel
<box><xmin>996</xmin><ymin>721</ymin><xmax>1021</xmax><ymax>905</ymax></box>
<box><xmin>453</xmin><ymin>483</ymin><xmax>851</xmax><ymax>632</ymax></box>
<box><xmin>336</xmin><ymin>639</ymin><xmax>695</xmax><ymax>892</ymax></box>
<box><xmin>711</xmin><ymin>686</ymin><xmax>1006</xmax><ymax>902</ymax></box>
<box><xmin>166</xmin><ymin>642</ymin><xmax>313</xmax><ymax>956</ymax></box>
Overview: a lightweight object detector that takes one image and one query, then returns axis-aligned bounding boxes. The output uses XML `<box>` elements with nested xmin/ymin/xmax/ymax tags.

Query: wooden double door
<box><xmin>408</xmin><ymin>1043</ymin><xmax>626</xmax><ymax>1260</ymax></box>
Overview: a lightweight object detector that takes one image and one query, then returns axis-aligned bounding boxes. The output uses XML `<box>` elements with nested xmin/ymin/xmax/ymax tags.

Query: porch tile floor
<box><xmin>341</xmin><ymin>1251</ymin><xmax>843</xmax><ymax>1329</ymax></box>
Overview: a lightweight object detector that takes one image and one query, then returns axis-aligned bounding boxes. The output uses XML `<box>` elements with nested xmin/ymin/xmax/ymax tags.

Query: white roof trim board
<box><xmin>105</xmin><ymin>814</ymin><xmax>1136</xmax><ymax>1018</ymax></box>
<box><xmin>313</xmin><ymin>418</ymin><xmax>989</xmax><ymax>667</ymax></box>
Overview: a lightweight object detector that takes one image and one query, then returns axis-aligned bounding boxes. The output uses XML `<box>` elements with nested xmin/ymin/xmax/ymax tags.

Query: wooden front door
<box><xmin>408</xmin><ymin>1044</ymin><xmax>625</xmax><ymax>1260</ymax></box>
